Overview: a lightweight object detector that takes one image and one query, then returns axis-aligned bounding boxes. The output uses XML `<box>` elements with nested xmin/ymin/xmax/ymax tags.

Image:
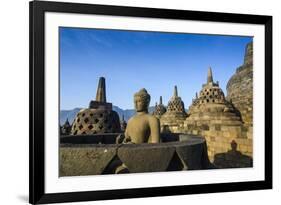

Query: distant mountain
<box><xmin>60</xmin><ymin>108</ymin><xmax>82</xmax><ymax>125</ymax></box>
<box><xmin>60</xmin><ymin>106</ymin><xmax>155</xmax><ymax>125</ymax></box>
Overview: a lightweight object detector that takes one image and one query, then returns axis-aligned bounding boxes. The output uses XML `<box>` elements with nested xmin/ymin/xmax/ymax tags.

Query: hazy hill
<box><xmin>60</xmin><ymin>106</ymin><xmax>155</xmax><ymax>125</ymax></box>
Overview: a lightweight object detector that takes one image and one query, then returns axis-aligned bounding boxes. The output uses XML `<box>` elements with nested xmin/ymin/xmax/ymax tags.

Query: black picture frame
<box><xmin>29</xmin><ymin>0</ymin><xmax>272</xmax><ymax>204</ymax></box>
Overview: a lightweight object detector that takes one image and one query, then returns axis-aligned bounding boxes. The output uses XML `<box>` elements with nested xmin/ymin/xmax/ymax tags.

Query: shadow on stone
<box><xmin>118</xmin><ymin>144</ymin><xmax>176</xmax><ymax>173</ymax></box>
<box><xmin>213</xmin><ymin>140</ymin><xmax>253</xmax><ymax>168</ymax></box>
<box><xmin>166</xmin><ymin>152</ymin><xmax>185</xmax><ymax>171</ymax></box>
<box><xmin>60</xmin><ymin>135</ymin><xmax>212</xmax><ymax>175</ymax></box>
<box><xmin>102</xmin><ymin>155</ymin><xmax>124</xmax><ymax>174</ymax></box>
<box><xmin>202</xmin><ymin>141</ymin><xmax>216</xmax><ymax>169</ymax></box>
<box><xmin>59</xmin><ymin>145</ymin><xmax>117</xmax><ymax>176</ymax></box>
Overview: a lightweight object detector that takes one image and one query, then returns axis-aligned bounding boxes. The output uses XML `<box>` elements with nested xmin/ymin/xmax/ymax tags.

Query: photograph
<box><xmin>29</xmin><ymin>1</ymin><xmax>272</xmax><ymax>203</ymax></box>
<box><xmin>59</xmin><ymin>27</ymin><xmax>254</xmax><ymax>176</ymax></box>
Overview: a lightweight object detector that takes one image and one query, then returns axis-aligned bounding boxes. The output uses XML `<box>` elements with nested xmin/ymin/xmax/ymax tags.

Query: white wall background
<box><xmin>0</xmin><ymin>0</ymin><xmax>279</xmax><ymax>204</ymax></box>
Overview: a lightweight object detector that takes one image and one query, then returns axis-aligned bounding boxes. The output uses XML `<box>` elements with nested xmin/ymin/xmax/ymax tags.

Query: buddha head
<box><xmin>134</xmin><ymin>88</ymin><xmax>150</xmax><ymax>112</ymax></box>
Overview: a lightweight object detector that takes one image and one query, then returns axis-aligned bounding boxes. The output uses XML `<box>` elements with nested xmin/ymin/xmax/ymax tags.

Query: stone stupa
<box><xmin>153</xmin><ymin>96</ymin><xmax>166</xmax><ymax>119</ymax></box>
<box><xmin>60</xmin><ymin>118</ymin><xmax>71</xmax><ymax>135</ymax></box>
<box><xmin>160</xmin><ymin>86</ymin><xmax>187</xmax><ymax>133</ymax></box>
<box><xmin>226</xmin><ymin>42</ymin><xmax>253</xmax><ymax>126</ymax></box>
<box><xmin>184</xmin><ymin>67</ymin><xmax>242</xmax><ymax>134</ymax></box>
<box><xmin>183</xmin><ymin>67</ymin><xmax>249</xmax><ymax>161</ymax></box>
<box><xmin>71</xmin><ymin>77</ymin><xmax>121</xmax><ymax>135</ymax></box>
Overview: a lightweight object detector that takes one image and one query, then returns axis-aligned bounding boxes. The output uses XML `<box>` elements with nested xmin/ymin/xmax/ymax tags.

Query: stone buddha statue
<box><xmin>124</xmin><ymin>88</ymin><xmax>160</xmax><ymax>144</ymax></box>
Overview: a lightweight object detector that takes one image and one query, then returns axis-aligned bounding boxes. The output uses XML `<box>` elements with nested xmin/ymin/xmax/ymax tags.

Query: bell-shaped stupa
<box><xmin>60</xmin><ymin>118</ymin><xmax>71</xmax><ymax>135</ymax></box>
<box><xmin>226</xmin><ymin>42</ymin><xmax>253</xmax><ymax>125</ymax></box>
<box><xmin>160</xmin><ymin>86</ymin><xmax>187</xmax><ymax>133</ymax></box>
<box><xmin>71</xmin><ymin>77</ymin><xmax>121</xmax><ymax>135</ymax></box>
<box><xmin>153</xmin><ymin>96</ymin><xmax>166</xmax><ymax>118</ymax></box>
<box><xmin>184</xmin><ymin>67</ymin><xmax>242</xmax><ymax>134</ymax></box>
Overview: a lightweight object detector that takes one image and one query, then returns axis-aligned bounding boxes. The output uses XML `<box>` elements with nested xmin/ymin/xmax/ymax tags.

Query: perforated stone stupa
<box><xmin>153</xmin><ymin>96</ymin><xmax>166</xmax><ymax>118</ymax></box>
<box><xmin>60</xmin><ymin>118</ymin><xmax>71</xmax><ymax>135</ymax></box>
<box><xmin>160</xmin><ymin>86</ymin><xmax>187</xmax><ymax>133</ymax></box>
<box><xmin>71</xmin><ymin>77</ymin><xmax>121</xmax><ymax>135</ymax></box>
<box><xmin>184</xmin><ymin>67</ymin><xmax>252</xmax><ymax>163</ymax></box>
<box><xmin>185</xmin><ymin>67</ymin><xmax>241</xmax><ymax>130</ymax></box>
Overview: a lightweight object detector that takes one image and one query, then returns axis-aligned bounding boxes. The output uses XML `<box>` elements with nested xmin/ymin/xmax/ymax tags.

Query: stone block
<box><xmin>118</xmin><ymin>143</ymin><xmax>176</xmax><ymax>173</ymax></box>
<box><xmin>60</xmin><ymin>144</ymin><xmax>118</xmax><ymax>176</ymax></box>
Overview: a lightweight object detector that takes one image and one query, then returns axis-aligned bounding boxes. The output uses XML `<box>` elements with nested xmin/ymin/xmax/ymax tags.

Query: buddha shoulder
<box><xmin>147</xmin><ymin>114</ymin><xmax>160</xmax><ymax>123</ymax></box>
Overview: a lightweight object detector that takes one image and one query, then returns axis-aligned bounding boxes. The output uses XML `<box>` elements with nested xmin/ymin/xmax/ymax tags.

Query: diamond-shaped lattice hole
<box><xmin>167</xmin><ymin>152</ymin><xmax>184</xmax><ymax>171</ymax></box>
<box><xmin>102</xmin><ymin>155</ymin><xmax>125</xmax><ymax>174</ymax></box>
<box><xmin>84</xmin><ymin>118</ymin><xmax>89</xmax><ymax>123</ymax></box>
<box><xmin>88</xmin><ymin>125</ymin><xmax>93</xmax><ymax>130</ymax></box>
<box><xmin>99</xmin><ymin>125</ymin><xmax>103</xmax><ymax>130</ymax></box>
<box><xmin>79</xmin><ymin>125</ymin><xmax>83</xmax><ymax>130</ymax></box>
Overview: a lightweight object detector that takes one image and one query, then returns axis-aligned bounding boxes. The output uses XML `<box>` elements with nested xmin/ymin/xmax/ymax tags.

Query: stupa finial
<box><xmin>95</xmin><ymin>77</ymin><xmax>106</xmax><ymax>102</ymax></box>
<box><xmin>173</xmin><ymin>86</ymin><xmax>178</xmax><ymax>97</ymax></box>
<box><xmin>159</xmin><ymin>96</ymin><xmax>163</xmax><ymax>105</ymax></box>
<box><xmin>207</xmin><ymin>67</ymin><xmax>213</xmax><ymax>83</ymax></box>
<box><xmin>64</xmin><ymin>118</ymin><xmax>70</xmax><ymax>126</ymax></box>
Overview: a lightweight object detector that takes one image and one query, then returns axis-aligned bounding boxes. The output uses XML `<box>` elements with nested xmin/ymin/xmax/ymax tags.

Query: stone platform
<box><xmin>60</xmin><ymin>133</ymin><xmax>121</xmax><ymax>144</ymax></box>
<box><xmin>60</xmin><ymin>135</ymin><xmax>212</xmax><ymax>176</ymax></box>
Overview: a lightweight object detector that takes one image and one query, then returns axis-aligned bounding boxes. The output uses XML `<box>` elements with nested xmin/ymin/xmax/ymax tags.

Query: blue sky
<box><xmin>60</xmin><ymin>27</ymin><xmax>252</xmax><ymax>110</ymax></box>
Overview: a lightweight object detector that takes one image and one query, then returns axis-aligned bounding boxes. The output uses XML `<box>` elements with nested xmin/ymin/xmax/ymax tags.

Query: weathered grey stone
<box><xmin>60</xmin><ymin>118</ymin><xmax>71</xmax><ymax>135</ymax></box>
<box><xmin>71</xmin><ymin>77</ymin><xmax>121</xmax><ymax>135</ymax></box>
<box><xmin>124</xmin><ymin>88</ymin><xmax>160</xmax><ymax>143</ymax></box>
<box><xmin>153</xmin><ymin>96</ymin><xmax>167</xmax><ymax>118</ymax></box>
<box><xmin>59</xmin><ymin>144</ymin><xmax>118</xmax><ymax>176</ymax></box>
<box><xmin>118</xmin><ymin>143</ymin><xmax>176</xmax><ymax>173</ymax></box>
<box><xmin>226</xmin><ymin>42</ymin><xmax>253</xmax><ymax>126</ymax></box>
<box><xmin>60</xmin><ymin>136</ymin><xmax>210</xmax><ymax>175</ymax></box>
<box><xmin>166</xmin><ymin>152</ymin><xmax>185</xmax><ymax>171</ymax></box>
<box><xmin>160</xmin><ymin>86</ymin><xmax>187</xmax><ymax>133</ymax></box>
<box><xmin>60</xmin><ymin>133</ymin><xmax>120</xmax><ymax>144</ymax></box>
<box><xmin>182</xmin><ymin>64</ymin><xmax>252</xmax><ymax>162</ymax></box>
<box><xmin>117</xmin><ymin>137</ymin><xmax>210</xmax><ymax>173</ymax></box>
<box><xmin>176</xmin><ymin>135</ymin><xmax>212</xmax><ymax>169</ymax></box>
<box><xmin>213</xmin><ymin>150</ymin><xmax>253</xmax><ymax>168</ymax></box>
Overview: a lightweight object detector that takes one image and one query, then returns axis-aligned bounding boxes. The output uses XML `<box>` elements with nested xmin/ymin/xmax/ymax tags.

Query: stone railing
<box><xmin>60</xmin><ymin>134</ymin><xmax>212</xmax><ymax>176</ymax></box>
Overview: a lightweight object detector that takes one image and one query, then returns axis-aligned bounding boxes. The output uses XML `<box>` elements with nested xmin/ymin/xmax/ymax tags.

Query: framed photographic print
<box><xmin>29</xmin><ymin>0</ymin><xmax>272</xmax><ymax>204</ymax></box>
